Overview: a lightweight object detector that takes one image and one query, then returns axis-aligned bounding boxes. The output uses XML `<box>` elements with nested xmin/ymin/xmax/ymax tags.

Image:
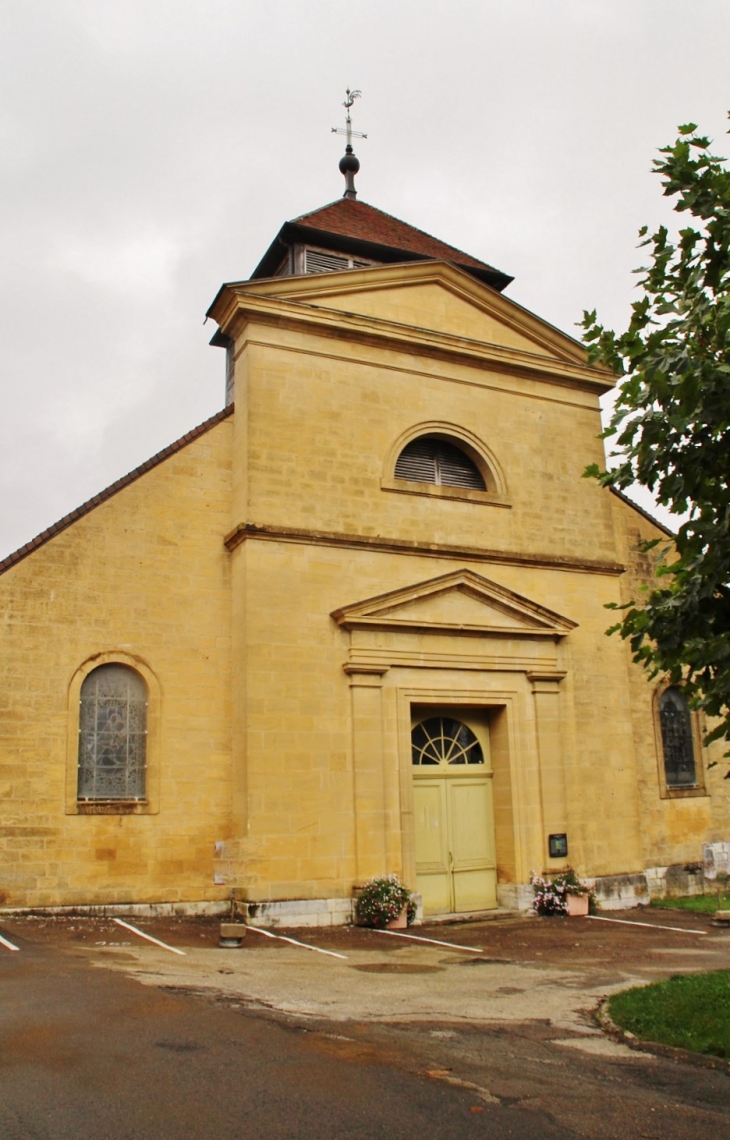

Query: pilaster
<box><xmin>344</xmin><ymin>664</ymin><xmax>390</xmax><ymax>881</ymax></box>
<box><xmin>528</xmin><ymin>670</ymin><xmax>568</xmax><ymax>867</ymax></box>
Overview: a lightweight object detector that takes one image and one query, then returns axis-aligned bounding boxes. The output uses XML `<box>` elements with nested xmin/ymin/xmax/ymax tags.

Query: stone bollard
<box><xmin>219</xmin><ymin>922</ymin><xmax>247</xmax><ymax>948</ymax></box>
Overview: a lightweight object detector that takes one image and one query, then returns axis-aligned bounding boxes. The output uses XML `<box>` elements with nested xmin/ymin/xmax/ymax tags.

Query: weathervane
<box><xmin>332</xmin><ymin>88</ymin><xmax>367</xmax><ymax>200</ymax></box>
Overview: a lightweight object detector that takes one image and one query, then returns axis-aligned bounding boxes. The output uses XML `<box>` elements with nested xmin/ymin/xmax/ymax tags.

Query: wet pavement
<box><xmin>2</xmin><ymin>908</ymin><xmax>730</xmax><ymax>1138</ymax></box>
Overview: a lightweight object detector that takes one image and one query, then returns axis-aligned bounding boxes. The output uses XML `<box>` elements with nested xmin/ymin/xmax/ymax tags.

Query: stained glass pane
<box><xmin>660</xmin><ymin>688</ymin><xmax>697</xmax><ymax>787</ymax></box>
<box><xmin>78</xmin><ymin>665</ymin><xmax>147</xmax><ymax>800</ymax></box>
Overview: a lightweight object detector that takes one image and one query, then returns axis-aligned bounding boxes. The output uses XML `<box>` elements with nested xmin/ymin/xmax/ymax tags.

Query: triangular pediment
<box><xmin>240</xmin><ymin>261</ymin><xmax>587</xmax><ymax>365</ymax></box>
<box><xmin>331</xmin><ymin>570</ymin><xmax>577</xmax><ymax>638</ymax></box>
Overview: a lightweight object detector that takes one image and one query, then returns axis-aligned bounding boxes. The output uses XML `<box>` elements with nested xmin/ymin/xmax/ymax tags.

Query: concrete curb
<box><xmin>594</xmin><ymin>998</ymin><xmax>730</xmax><ymax>1074</ymax></box>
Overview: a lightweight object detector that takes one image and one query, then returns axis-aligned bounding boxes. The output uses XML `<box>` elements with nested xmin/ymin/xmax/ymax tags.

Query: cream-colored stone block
<box><xmin>0</xmin><ymin>421</ymin><xmax>233</xmax><ymax>908</ymax></box>
<box><xmin>3</xmin><ymin>255</ymin><xmax>727</xmax><ymax>919</ymax></box>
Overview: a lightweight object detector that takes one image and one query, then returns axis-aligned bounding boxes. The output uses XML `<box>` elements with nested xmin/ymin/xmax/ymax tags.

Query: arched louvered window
<box><xmin>395</xmin><ymin>437</ymin><xmax>486</xmax><ymax>491</ymax></box>
<box><xmin>78</xmin><ymin>664</ymin><xmax>147</xmax><ymax>800</ymax></box>
<box><xmin>659</xmin><ymin>687</ymin><xmax>697</xmax><ymax>788</ymax></box>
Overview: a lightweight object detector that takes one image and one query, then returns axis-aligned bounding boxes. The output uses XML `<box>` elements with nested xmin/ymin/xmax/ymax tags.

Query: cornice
<box><xmin>243</xmin><ymin>260</ymin><xmax>584</xmax><ymax>361</ymax></box>
<box><xmin>210</xmin><ymin>268</ymin><xmax>612</xmax><ymax>396</ymax></box>
<box><xmin>223</xmin><ymin>521</ymin><xmax>625</xmax><ymax>577</ymax></box>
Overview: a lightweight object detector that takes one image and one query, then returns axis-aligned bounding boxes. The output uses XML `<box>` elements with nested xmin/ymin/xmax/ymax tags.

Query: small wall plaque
<box><xmin>548</xmin><ymin>833</ymin><xmax>568</xmax><ymax>859</ymax></box>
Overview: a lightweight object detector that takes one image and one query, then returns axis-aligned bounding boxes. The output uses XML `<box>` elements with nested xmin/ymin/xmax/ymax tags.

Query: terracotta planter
<box><xmin>386</xmin><ymin>906</ymin><xmax>408</xmax><ymax>930</ymax></box>
<box><xmin>566</xmin><ymin>893</ymin><xmax>589</xmax><ymax>917</ymax></box>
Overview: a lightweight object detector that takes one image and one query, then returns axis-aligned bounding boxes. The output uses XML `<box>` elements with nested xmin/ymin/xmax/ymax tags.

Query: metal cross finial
<box><xmin>331</xmin><ymin>88</ymin><xmax>367</xmax><ymax>150</ymax></box>
<box><xmin>332</xmin><ymin>89</ymin><xmax>367</xmax><ymax>199</ymax></box>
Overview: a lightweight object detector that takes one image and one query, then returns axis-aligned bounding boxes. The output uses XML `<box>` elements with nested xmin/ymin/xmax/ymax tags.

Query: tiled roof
<box><xmin>0</xmin><ymin>404</ymin><xmax>234</xmax><ymax>576</ymax></box>
<box><xmin>248</xmin><ymin>197</ymin><xmax>512</xmax><ymax>291</ymax></box>
<box><xmin>292</xmin><ymin>198</ymin><xmax>500</xmax><ymax>275</ymax></box>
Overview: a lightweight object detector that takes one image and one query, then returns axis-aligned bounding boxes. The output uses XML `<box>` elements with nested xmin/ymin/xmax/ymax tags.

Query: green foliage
<box><xmin>582</xmin><ymin>114</ymin><xmax>730</xmax><ymax>747</ymax></box>
<box><xmin>609</xmin><ymin>971</ymin><xmax>730</xmax><ymax>1058</ymax></box>
<box><xmin>355</xmin><ymin>874</ymin><xmax>415</xmax><ymax>928</ymax></box>
<box><xmin>650</xmin><ymin>892</ymin><xmax>730</xmax><ymax>913</ymax></box>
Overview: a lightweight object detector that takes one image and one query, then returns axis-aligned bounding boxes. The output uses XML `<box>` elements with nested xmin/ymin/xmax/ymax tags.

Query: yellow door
<box><xmin>412</xmin><ymin>714</ymin><xmax>496</xmax><ymax>916</ymax></box>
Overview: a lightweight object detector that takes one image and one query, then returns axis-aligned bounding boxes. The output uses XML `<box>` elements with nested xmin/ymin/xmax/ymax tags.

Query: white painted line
<box><xmin>586</xmin><ymin>915</ymin><xmax>706</xmax><ymax>936</ymax></box>
<box><xmin>0</xmin><ymin>932</ymin><xmax>20</xmax><ymax>952</ymax></box>
<box><xmin>247</xmin><ymin>926</ymin><xmax>348</xmax><ymax>960</ymax></box>
<box><xmin>113</xmin><ymin>918</ymin><xmax>187</xmax><ymax>955</ymax></box>
<box><xmin>376</xmin><ymin>929</ymin><xmax>484</xmax><ymax>953</ymax></box>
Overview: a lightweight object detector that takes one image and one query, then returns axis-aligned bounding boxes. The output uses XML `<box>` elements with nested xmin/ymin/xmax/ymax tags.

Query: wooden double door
<box><xmin>411</xmin><ymin>711</ymin><xmax>497</xmax><ymax>916</ymax></box>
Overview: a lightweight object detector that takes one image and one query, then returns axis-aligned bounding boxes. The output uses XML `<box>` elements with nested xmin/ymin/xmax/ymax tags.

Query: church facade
<box><xmin>2</xmin><ymin>183</ymin><xmax>728</xmax><ymax>924</ymax></box>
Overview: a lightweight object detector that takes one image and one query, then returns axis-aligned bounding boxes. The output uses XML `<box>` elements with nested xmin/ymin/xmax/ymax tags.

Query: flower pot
<box><xmin>566</xmin><ymin>893</ymin><xmax>589</xmax><ymax>917</ymax></box>
<box><xmin>386</xmin><ymin>906</ymin><xmax>408</xmax><ymax>930</ymax></box>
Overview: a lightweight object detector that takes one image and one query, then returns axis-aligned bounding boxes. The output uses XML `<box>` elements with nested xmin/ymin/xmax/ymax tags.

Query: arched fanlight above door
<box><xmin>411</xmin><ymin>716</ymin><xmax>485</xmax><ymax>766</ymax></box>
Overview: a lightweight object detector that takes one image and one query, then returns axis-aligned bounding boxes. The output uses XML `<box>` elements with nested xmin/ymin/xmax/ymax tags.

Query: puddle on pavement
<box><xmin>449</xmin><ymin>957</ymin><xmax>510</xmax><ymax>965</ymax></box>
<box><xmin>649</xmin><ymin>948</ymin><xmax>719</xmax><ymax>955</ymax></box>
<box><xmin>352</xmin><ymin>963</ymin><xmax>444</xmax><ymax>974</ymax></box>
<box><xmin>91</xmin><ymin>951</ymin><xmax>137</xmax><ymax>963</ymax></box>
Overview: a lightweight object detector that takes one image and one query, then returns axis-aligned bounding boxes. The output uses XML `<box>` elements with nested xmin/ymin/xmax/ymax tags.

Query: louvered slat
<box><xmin>436</xmin><ymin>441</ymin><xmax>486</xmax><ymax>489</ymax></box>
<box><xmin>395</xmin><ymin>438</ymin><xmax>485</xmax><ymax>490</ymax></box>
<box><xmin>305</xmin><ymin>249</ymin><xmax>351</xmax><ymax>274</ymax></box>
<box><xmin>395</xmin><ymin>440</ymin><xmax>437</xmax><ymax>483</ymax></box>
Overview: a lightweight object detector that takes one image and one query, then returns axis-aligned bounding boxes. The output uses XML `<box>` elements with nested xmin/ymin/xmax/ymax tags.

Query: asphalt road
<box><xmin>1</xmin><ymin>932</ymin><xmax>571</xmax><ymax>1139</ymax></box>
<box><xmin>2</xmin><ymin>913</ymin><xmax>730</xmax><ymax>1139</ymax></box>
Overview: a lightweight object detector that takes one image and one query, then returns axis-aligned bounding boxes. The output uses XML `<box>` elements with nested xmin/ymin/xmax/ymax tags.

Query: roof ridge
<box><xmin>0</xmin><ymin>404</ymin><xmax>234</xmax><ymax>576</ymax></box>
<box><xmin>291</xmin><ymin>198</ymin><xmax>345</xmax><ymax>222</ymax></box>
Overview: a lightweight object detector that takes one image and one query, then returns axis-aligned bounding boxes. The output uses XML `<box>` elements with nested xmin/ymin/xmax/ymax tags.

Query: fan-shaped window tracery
<box><xmin>411</xmin><ymin>717</ymin><xmax>484</xmax><ymax>767</ymax></box>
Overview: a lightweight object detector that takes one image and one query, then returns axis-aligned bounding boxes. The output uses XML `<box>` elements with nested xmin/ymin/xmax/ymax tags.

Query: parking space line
<box><xmin>586</xmin><ymin>915</ymin><xmax>706</xmax><ymax>935</ymax></box>
<box><xmin>376</xmin><ymin>930</ymin><xmax>484</xmax><ymax>953</ymax></box>
<box><xmin>0</xmin><ymin>932</ymin><xmax>20</xmax><ymax>952</ymax></box>
<box><xmin>113</xmin><ymin>918</ymin><xmax>187</xmax><ymax>955</ymax></box>
<box><xmin>247</xmin><ymin>926</ymin><xmax>348</xmax><ymax>959</ymax></box>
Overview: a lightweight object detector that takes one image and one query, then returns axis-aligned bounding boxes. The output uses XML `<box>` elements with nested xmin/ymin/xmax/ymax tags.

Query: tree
<box><xmin>582</xmin><ymin>116</ymin><xmax>730</xmax><ymax>749</ymax></box>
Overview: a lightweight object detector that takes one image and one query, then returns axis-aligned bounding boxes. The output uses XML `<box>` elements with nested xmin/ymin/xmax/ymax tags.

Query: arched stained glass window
<box><xmin>395</xmin><ymin>437</ymin><xmax>486</xmax><ymax>491</ymax></box>
<box><xmin>78</xmin><ymin>664</ymin><xmax>147</xmax><ymax>800</ymax></box>
<box><xmin>411</xmin><ymin>717</ymin><xmax>484</xmax><ymax>766</ymax></box>
<box><xmin>659</xmin><ymin>687</ymin><xmax>697</xmax><ymax>788</ymax></box>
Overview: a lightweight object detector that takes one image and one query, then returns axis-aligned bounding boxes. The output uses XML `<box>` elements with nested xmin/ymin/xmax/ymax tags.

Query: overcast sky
<box><xmin>1</xmin><ymin>0</ymin><xmax>728</xmax><ymax>557</ymax></box>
